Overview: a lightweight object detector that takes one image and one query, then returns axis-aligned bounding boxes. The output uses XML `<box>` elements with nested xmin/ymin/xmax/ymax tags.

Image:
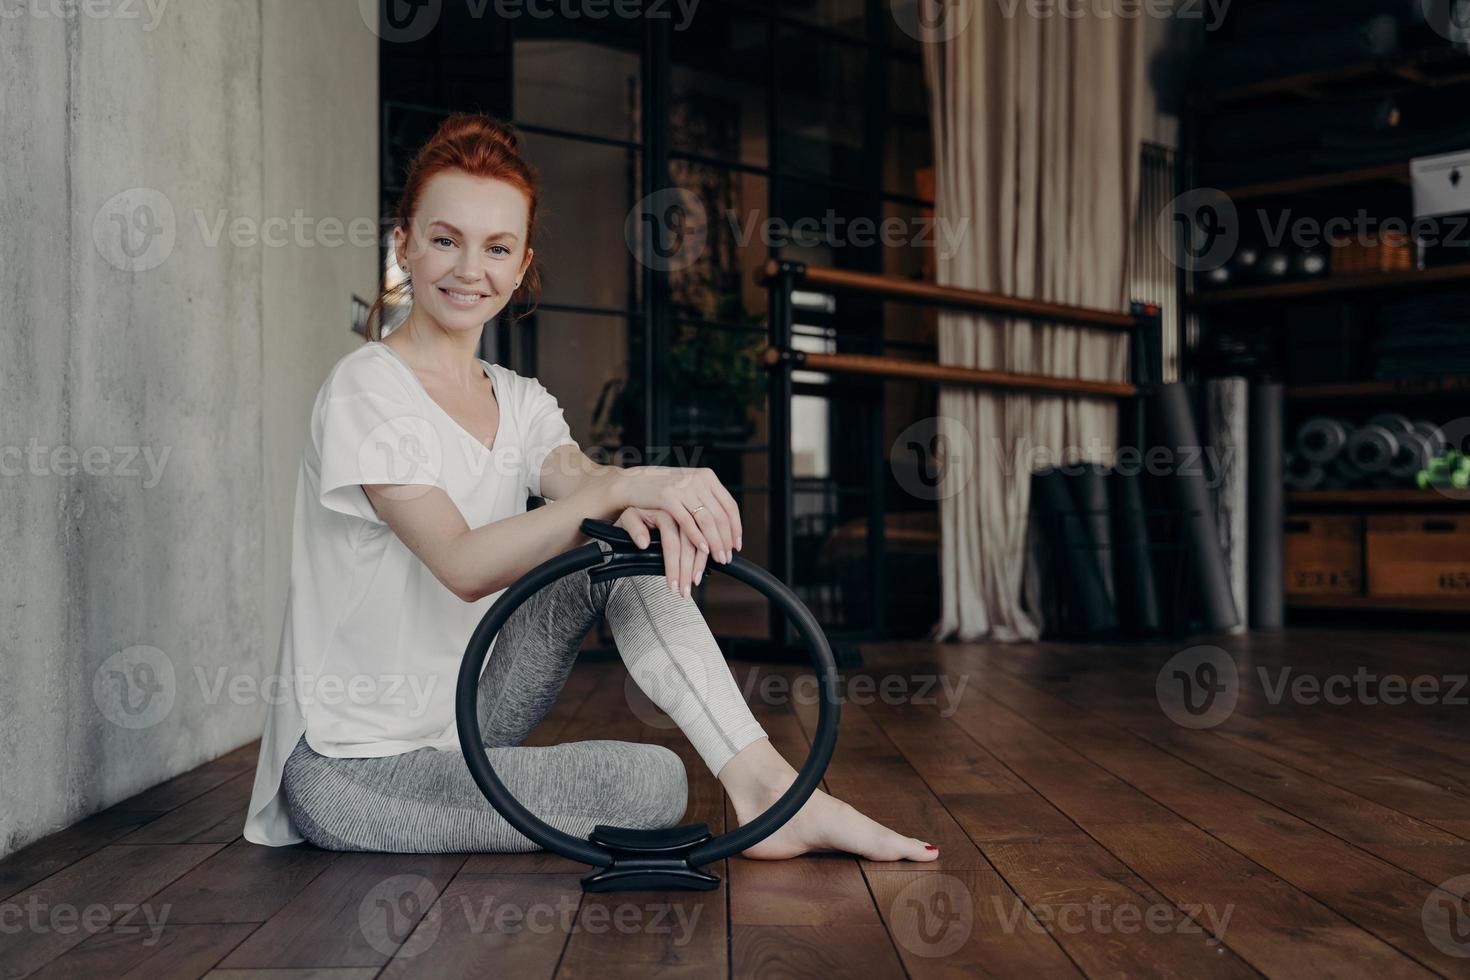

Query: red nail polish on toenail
<box><xmin>924</xmin><ymin>844</ymin><xmax>938</xmax><ymax>851</ymax></box>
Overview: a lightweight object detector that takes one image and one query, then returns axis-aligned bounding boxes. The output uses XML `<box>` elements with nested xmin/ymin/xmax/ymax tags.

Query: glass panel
<box><xmin>883</xmin><ymin>0</ymin><xmax>924</xmax><ymax>58</ymax></box>
<box><xmin>887</xmin><ymin>54</ymin><xmax>928</xmax><ymax>118</ymax></box>
<box><xmin>514</xmin><ymin>38</ymin><xmax>641</xmax><ymax>144</ymax></box>
<box><xmin>518</xmin><ymin>132</ymin><xmax>641</xmax><ymax>312</ymax></box>
<box><xmin>383</xmin><ymin>102</ymin><xmax>454</xmax><ymax>194</ymax></box>
<box><xmin>880</xmin><ymin>200</ymin><xmax>941</xmax><ymax>359</ymax></box>
<box><xmin>669</xmin><ymin>162</ymin><xmax>770</xmax><ymax>324</ymax></box>
<box><xmin>773</xmin><ymin>175</ymin><xmax>877</xmax><ymax>269</ymax></box>
<box><xmin>884</xmin><ymin>119</ymin><xmax>933</xmax><ymax>199</ymax></box>
<box><xmin>783</xmin><ymin>0</ymin><xmax>866</xmax><ymax>39</ymax></box>
<box><xmin>671</xmin><ymin>5</ymin><xmax>770</xmax><ymax>168</ymax></box>
<box><xmin>885</xmin><ymin>58</ymin><xmax>934</xmax><ymax>201</ymax></box>
<box><xmin>698</xmin><ymin>487</ymin><xmax>769</xmax><ymax>640</ymax></box>
<box><xmin>792</xmin><ymin>391</ymin><xmax>831</xmax><ymax>480</ymax></box>
<box><xmin>665</xmin><ymin>321</ymin><xmax>768</xmax><ymax>492</ymax></box>
<box><xmin>794</xmin><ymin>486</ymin><xmax>871</xmax><ymax>631</ymax></box>
<box><xmin>776</xmin><ymin>25</ymin><xmax>869</xmax><ymax>186</ymax></box>
<box><xmin>379</xmin><ymin>11</ymin><xmax>512</xmax><ymax>113</ymax></box>
<box><xmin>524</xmin><ymin>310</ymin><xmax>631</xmax><ymax>454</ymax></box>
<box><xmin>881</xmin><ymin>198</ymin><xmax>938</xmax><ymax>280</ymax></box>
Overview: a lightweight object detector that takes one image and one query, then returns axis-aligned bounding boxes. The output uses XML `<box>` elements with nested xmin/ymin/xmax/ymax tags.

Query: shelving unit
<box><xmin>1183</xmin><ymin>31</ymin><xmax>1470</xmax><ymax>622</ymax></box>
<box><xmin>1286</xmin><ymin>593</ymin><xmax>1470</xmax><ymax>613</ymax></box>
<box><xmin>1287</xmin><ymin>489</ymin><xmax>1467</xmax><ymax>507</ymax></box>
<box><xmin>1195</xmin><ymin>46</ymin><xmax>1470</xmax><ymax>109</ymax></box>
<box><xmin>1287</xmin><ymin>374</ymin><xmax>1470</xmax><ymax>400</ymax></box>
<box><xmin>1223</xmin><ymin>162</ymin><xmax>1409</xmax><ymax>202</ymax></box>
<box><xmin>1193</xmin><ymin>262</ymin><xmax>1470</xmax><ymax>306</ymax></box>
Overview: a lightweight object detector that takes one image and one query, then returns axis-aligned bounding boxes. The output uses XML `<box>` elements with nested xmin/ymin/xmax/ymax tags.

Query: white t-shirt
<box><xmin>244</xmin><ymin>340</ymin><xmax>578</xmax><ymax>847</ymax></box>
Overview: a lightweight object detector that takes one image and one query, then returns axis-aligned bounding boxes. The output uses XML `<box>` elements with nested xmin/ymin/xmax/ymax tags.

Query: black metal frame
<box><xmin>761</xmin><ymin>260</ymin><xmax>1166</xmax><ymax>655</ymax></box>
<box><xmin>379</xmin><ymin>3</ymin><xmax>935</xmax><ymax>657</ymax></box>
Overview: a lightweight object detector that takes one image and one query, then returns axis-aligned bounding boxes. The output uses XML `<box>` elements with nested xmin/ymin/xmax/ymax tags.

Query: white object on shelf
<box><xmin>1411</xmin><ymin>149</ymin><xmax>1470</xmax><ymax>218</ymax></box>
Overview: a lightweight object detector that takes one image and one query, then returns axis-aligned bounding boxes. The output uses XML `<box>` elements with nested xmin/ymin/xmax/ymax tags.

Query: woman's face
<box><xmin>394</xmin><ymin>170</ymin><xmax>534</xmax><ymax>334</ymax></box>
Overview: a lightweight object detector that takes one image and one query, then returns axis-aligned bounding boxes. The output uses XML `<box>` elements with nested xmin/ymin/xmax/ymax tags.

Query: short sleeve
<box><xmin>316</xmin><ymin>357</ymin><xmax>447</xmax><ymax>523</ymax></box>
<box><xmin>520</xmin><ymin>374</ymin><xmax>579</xmax><ymax>499</ymax></box>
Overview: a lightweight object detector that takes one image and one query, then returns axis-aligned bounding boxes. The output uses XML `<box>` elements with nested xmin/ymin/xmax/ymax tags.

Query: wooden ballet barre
<box><xmin>760</xmin><ymin>259</ymin><xmax>1142</xmax><ymax>331</ymax></box>
<box><xmin>762</xmin><ymin>347</ymin><xmax>1137</xmax><ymax>399</ymax></box>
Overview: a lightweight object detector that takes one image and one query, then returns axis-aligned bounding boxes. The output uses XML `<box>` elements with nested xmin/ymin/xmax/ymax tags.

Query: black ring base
<box><xmin>580</xmin><ymin>823</ymin><xmax>720</xmax><ymax>892</ymax></box>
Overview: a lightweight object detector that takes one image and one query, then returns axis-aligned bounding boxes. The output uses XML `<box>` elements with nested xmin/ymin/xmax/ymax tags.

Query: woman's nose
<box><xmin>452</xmin><ymin>256</ymin><xmax>484</xmax><ymax>281</ymax></box>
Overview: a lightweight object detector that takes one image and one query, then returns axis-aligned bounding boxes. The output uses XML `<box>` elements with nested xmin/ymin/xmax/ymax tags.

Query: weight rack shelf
<box><xmin>1286</xmin><ymin>375</ymin><xmax>1470</xmax><ymax>400</ymax></box>
<box><xmin>1287</xmin><ymin>489</ymin><xmax>1469</xmax><ymax>507</ymax></box>
<box><xmin>1287</xmin><ymin>593</ymin><xmax>1470</xmax><ymax>613</ymax></box>
<box><xmin>1192</xmin><ymin>262</ymin><xmax>1470</xmax><ymax>306</ymax></box>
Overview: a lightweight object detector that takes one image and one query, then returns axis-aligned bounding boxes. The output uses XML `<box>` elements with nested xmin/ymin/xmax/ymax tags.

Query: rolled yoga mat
<box><xmin>1207</xmin><ymin>377</ymin><xmax>1249</xmax><ymax>633</ymax></box>
<box><xmin>1414</xmin><ymin>419</ymin><xmax>1449</xmax><ymax>458</ymax></box>
<box><xmin>1071</xmin><ymin>462</ymin><xmax>1116</xmax><ymax>607</ymax></box>
<box><xmin>1284</xmin><ymin>451</ymin><xmax>1326</xmax><ymax>491</ymax></box>
<box><xmin>1346</xmin><ymin>424</ymin><xmax>1399</xmax><ymax>473</ymax></box>
<box><xmin>1389</xmin><ymin>429</ymin><xmax>1434</xmax><ymax>479</ymax></box>
<box><xmin>1031</xmin><ymin>467</ymin><xmax>1115</xmax><ymax>635</ymax></box>
<box><xmin>1296</xmin><ymin>417</ymin><xmax>1352</xmax><ymax>464</ymax></box>
<box><xmin>1108</xmin><ymin>466</ymin><xmax>1162</xmax><ymax>636</ymax></box>
<box><xmin>1148</xmin><ymin>384</ymin><xmax>1241</xmax><ymax>633</ymax></box>
<box><xmin>1248</xmin><ymin>383</ymin><xmax>1285</xmax><ymax>629</ymax></box>
<box><xmin>1330</xmin><ymin>455</ymin><xmax>1366</xmax><ymax>488</ymax></box>
<box><xmin>1367</xmin><ymin>412</ymin><xmax>1414</xmax><ymax>438</ymax></box>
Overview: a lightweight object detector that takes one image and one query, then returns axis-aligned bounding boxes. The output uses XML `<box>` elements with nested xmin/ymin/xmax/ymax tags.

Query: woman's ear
<box><xmin>518</xmin><ymin>246</ymin><xmax>534</xmax><ymax>283</ymax></box>
<box><xmin>392</xmin><ymin>225</ymin><xmax>409</xmax><ymax>272</ymax></box>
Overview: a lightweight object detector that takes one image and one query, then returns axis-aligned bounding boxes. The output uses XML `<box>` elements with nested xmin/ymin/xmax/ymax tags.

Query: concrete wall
<box><xmin>0</xmin><ymin>0</ymin><xmax>378</xmax><ymax>859</ymax></box>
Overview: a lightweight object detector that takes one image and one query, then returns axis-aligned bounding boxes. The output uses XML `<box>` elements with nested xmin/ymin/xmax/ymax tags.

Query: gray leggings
<box><xmin>281</xmin><ymin>563</ymin><xmax>768</xmax><ymax>853</ymax></box>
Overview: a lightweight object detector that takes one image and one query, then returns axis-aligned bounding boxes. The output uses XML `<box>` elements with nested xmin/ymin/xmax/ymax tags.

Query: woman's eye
<box><xmin>488</xmin><ymin>244</ymin><xmax>510</xmax><ymax>256</ymax></box>
<box><xmin>434</xmin><ymin>237</ymin><xmax>455</xmax><ymax>248</ymax></box>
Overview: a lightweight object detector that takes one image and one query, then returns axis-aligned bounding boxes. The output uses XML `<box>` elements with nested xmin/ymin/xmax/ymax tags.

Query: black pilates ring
<box><xmin>456</xmin><ymin>517</ymin><xmax>841</xmax><ymax>892</ymax></box>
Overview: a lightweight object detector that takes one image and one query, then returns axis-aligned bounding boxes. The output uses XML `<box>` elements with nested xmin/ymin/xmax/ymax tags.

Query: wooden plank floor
<box><xmin>4</xmin><ymin>628</ymin><xmax>1470</xmax><ymax>978</ymax></box>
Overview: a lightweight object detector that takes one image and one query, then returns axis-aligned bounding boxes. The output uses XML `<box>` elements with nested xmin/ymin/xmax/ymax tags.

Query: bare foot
<box><xmin>732</xmin><ymin>778</ymin><xmax>939</xmax><ymax>863</ymax></box>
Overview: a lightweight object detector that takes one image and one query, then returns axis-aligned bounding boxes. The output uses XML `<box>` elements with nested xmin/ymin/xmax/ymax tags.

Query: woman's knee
<box><xmin>282</xmin><ymin>755</ymin><xmax>359</xmax><ymax>850</ymax></box>
<box><xmin>599</xmin><ymin>741</ymin><xmax>688</xmax><ymax>829</ymax></box>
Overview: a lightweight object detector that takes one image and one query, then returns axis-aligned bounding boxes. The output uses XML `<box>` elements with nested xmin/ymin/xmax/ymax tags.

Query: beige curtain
<box><xmin>921</xmin><ymin>3</ymin><xmax>1146</xmax><ymax>642</ymax></box>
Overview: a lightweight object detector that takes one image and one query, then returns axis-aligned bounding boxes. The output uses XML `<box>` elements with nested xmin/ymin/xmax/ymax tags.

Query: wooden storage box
<box><xmin>1285</xmin><ymin>514</ymin><xmax>1363</xmax><ymax>594</ymax></box>
<box><xmin>1366</xmin><ymin>513</ymin><xmax>1470</xmax><ymax>596</ymax></box>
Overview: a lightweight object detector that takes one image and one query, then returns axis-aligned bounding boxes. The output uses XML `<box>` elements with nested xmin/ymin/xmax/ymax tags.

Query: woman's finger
<box><xmin>651</xmin><ymin>509</ymin><xmax>681</xmax><ymax>593</ymax></box>
<box><xmin>613</xmin><ymin>508</ymin><xmax>645</xmax><ymax>548</ymax></box>
<box><xmin>659</xmin><ymin>487</ymin><xmax>710</xmax><ymax>556</ymax></box>
<box><xmin>629</xmin><ymin>507</ymin><xmax>656</xmax><ymax>548</ymax></box>
<box><xmin>689</xmin><ymin>488</ymin><xmax>732</xmax><ymax>563</ymax></box>
<box><xmin>680</xmin><ymin>525</ymin><xmax>698</xmax><ymax>598</ymax></box>
<box><xmin>689</xmin><ymin>514</ymin><xmax>710</xmax><ymax>587</ymax></box>
<box><xmin>704</xmin><ymin>474</ymin><xmax>744</xmax><ymax>552</ymax></box>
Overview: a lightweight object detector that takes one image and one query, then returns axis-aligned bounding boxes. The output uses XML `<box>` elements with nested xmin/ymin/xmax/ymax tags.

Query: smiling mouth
<box><xmin>439</xmin><ymin>286</ymin><xmax>488</xmax><ymax>303</ymax></box>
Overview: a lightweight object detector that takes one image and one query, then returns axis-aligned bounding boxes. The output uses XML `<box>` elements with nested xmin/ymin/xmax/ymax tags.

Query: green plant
<box><xmin>608</xmin><ymin>271</ymin><xmax>768</xmax><ymax>440</ymax></box>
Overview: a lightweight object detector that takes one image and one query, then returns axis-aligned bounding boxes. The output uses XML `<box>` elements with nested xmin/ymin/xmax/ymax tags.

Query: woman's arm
<box><xmin>365</xmin><ymin>444</ymin><xmax>743</xmax><ymax>603</ymax></box>
<box><xmin>363</xmin><ymin>472</ymin><xmax>628</xmax><ymax>603</ymax></box>
<box><xmin>536</xmin><ymin>442</ymin><xmax>619</xmax><ymax>504</ymax></box>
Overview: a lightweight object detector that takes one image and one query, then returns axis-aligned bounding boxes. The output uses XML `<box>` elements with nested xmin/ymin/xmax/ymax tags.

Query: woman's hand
<box><xmin>612</xmin><ymin>466</ymin><xmax>742</xmax><ymax>597</ymax></box>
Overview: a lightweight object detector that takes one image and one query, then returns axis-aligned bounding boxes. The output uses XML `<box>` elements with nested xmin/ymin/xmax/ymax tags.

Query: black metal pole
<box><xmin>767</xmin><ymin>265</ymin><xmax>795</xmax><ymax>655</ymax></box>
<box><xmin>644</xmin><ymin>17</ymin><xmax>670</xmax><ymax>457</ymax></box>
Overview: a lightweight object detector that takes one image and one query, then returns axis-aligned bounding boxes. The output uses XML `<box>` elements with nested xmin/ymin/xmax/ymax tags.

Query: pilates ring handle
<box><xmin>456</xmin><ymin>517</ymin><xmax>841</xmax><ymax>891</ymax></box>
